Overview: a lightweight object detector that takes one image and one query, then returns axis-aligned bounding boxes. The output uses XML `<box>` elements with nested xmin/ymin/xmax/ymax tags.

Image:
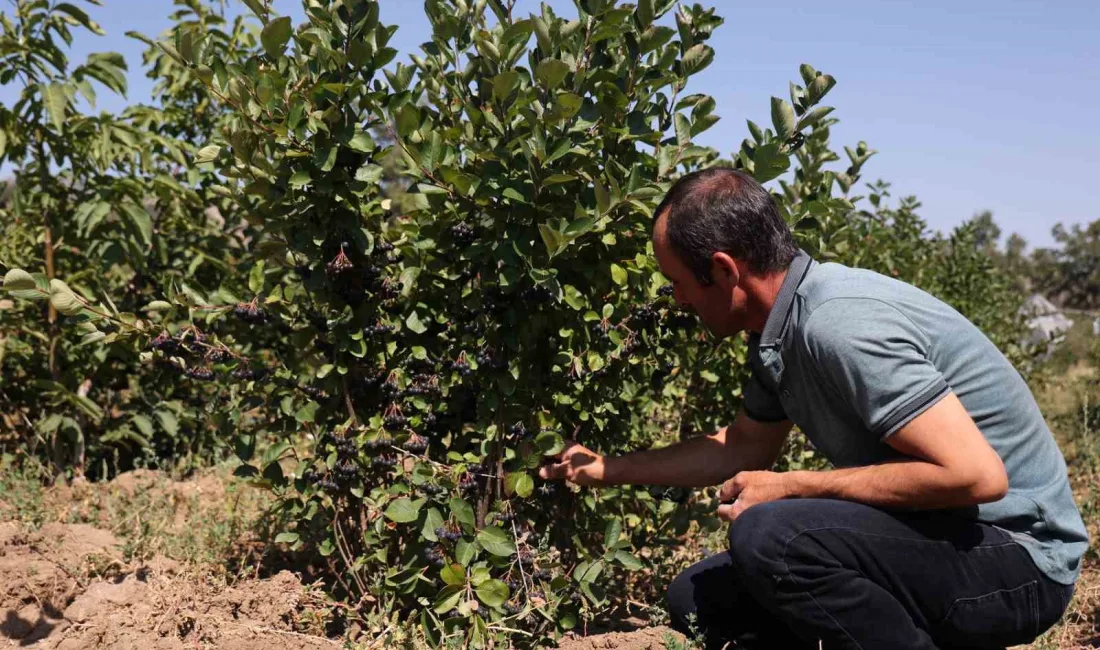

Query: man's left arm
<box><xmin>717</xmin><ymin>391</ymin><xmax>1008</xmax><ymax>520</ymax></box>
<box><xmin>717</xmin><ymin>298</ymin><xmax>1009</xmax><ymax>521</ymax></box>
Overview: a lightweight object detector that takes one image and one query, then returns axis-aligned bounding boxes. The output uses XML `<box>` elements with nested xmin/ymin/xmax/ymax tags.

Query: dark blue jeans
<box><xmin>667</xmin><ymin>499</ymin><xmax>1074</xmax><ymax>649</ymax></box>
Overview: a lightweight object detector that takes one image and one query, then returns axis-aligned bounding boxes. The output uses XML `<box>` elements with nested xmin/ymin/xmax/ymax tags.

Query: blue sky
<box><xmin>2</xmin><ymin>0</ymin><xmax>1096</xmax><ymax>249</ymax></box>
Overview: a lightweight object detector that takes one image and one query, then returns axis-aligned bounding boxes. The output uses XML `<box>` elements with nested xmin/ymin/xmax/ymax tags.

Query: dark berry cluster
<box><xmin>334</xmin><ymin>459</ymin><xmax>360</xmax><ymax>482</ymax></box>
<box><xmin>507</xmin><ymin>422</ymin><xmax>528</xmax><ymax>439</ymax></box>
<box><xmin>303</xmin><ymin>468</ymin><xmax>339</xmax><ymax>492</ymax></box>
<box><xmin>325</xmin><ymin>244</ymin><xmax>354</xmax><ymax>276</ymax></box>
<box><xmin>665</xmin><ymin>312</ymin><xmax>697</xmax><ymax>330</ymax></box>
<box><xmin>446</xmin><ymin>358</ymin><xmax>473</xmax><ymax>376</ymax></box>
<box><xmin>434</xmin><ymin>525</ymin><xmax>461</xmax><ymax>543</ymax></box>
<box><xmin>450</xmin><ymin>222</ymin><xmax>476</xmax><ymax>246</ymax></box>
<box><xmin>233</xmin><ymin>303</ymin><xmax>266</xmax><ymax>324</ymax></box>
<box><xmin>206</xmin><ymin>348</ymin><xmax>231</xmax><ymax>363</ymax></box>
<box><xmin>364</xmin><ymin>434</ymin><xmax>393</xmax><ymax>451</ymax></box>
<box><xmin>520</xmin><ymin>284</ymin><xmax>552</xmax><ymax>304</ymax></box>
<box><xmin>364</xmin><ymin>323</ymin><xmax>395</xmax><ymax>338</ymax></box>
<box><xmin>631</xmin><ymin>303</ymin><xmax>660</xmax><ymax>327</ymax></box>
<box><xmin>503</xmin><ymin>600</ymin><xmax>523</xmax><ymax>615</ymax></box>
<box><xmin>378</xmin><ymin>279</ymin><xmax>404</xmax><ymax>301</ymax></box>
<box><xmin>494</xmin><ymin>509</ymin><xmax>515</xmax><ymax>524</ymax></box>
<box><xmin>231</xmin><ymin>365</ymin><xmax>265</xmax><ymax>381</ymax></box>
<box><xmin>383</xmin><ymin>412</ymin><xmax>408</xmax><ymax>431</ymax></box>
<box><xmin>458</xmin><ymin>473</ymin><xmax>477</xmax><ymax>494</ymax></box>
<box><xmin>380</xmin><ymin>378</ymin><xmax>402</xmax><ymax>400</ymax></box>
<box><xmin>420</xmin><ymin>483</ymin><xmax>446</xmax><ymax>496</ymax></box>
<box><xmin>148</xmin><ymin>331</ymin><xmax>179</xmax><ymax>354</ymax></box>
<box><xmin>474</xmin><ymin>348</ymin><xmax>507</xmax><ymax>371</ymax></box>
<box><xmin>186</xmin><ymin>366</ymin><xmax>215</xmax><ymax>381</ymax></box>
<box><xmin>657</xmin><ymin>284</ymin><xmax>675</xmax><ymax>297</ymax></box>
<box><xmin>532</xmin><ymin>569</ymin><xmax>552</xmax><ymax>581</ymax></box>
<box><xmin>330</xmin><ymin>433</ymin><xmax>357</xmax><ymax>458</ymax></box>
<box><xmin>375</xmin><ymin>240</ymin><xmax>394</xmax><ymax>254</ymax></box>
<box><xmin>300</xmin><ymin>385</ymin><xmax>326</xmax><ymax>400</ymax></box>
<box><xmin>424</xmin><ymin>544</ymin><xmax>446</xmax><ymax>567</ymax></box>
<box><xmin>403</xmin><ymin>434</ymin><xmax>428</xmax><ymax>453</ymax></box>
<box><xmin>518</xmin><ymin>550</ymin><xmax>535</xmax><ymax>568</ymax></box>
<box><xmin>405</xmin><ymin>374</ymin><xmax>441</xmax><ymax>398</ymax></box>
<box><xmin>589</xmin><ymin>321</ymin><xmax>611</xmax><ymax>342</ymax></box>
<box><xmin>370</xmin><ymin>454</ymin><xmax>397</xmax><ymax>469</ymax></box>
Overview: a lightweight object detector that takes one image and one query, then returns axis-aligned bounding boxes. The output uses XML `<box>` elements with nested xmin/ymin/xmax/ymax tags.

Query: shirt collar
<box><xmin>759</xmin><ymin>249</ymin><xmax>814</xmax><ymax>348</ymax></box>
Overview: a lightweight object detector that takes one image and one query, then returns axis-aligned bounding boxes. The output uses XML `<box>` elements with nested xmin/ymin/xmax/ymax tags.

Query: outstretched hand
<box><xmin>537</xmin><ymin>440</ymin><xmax>608</xmax><ymax>487</ymax></box>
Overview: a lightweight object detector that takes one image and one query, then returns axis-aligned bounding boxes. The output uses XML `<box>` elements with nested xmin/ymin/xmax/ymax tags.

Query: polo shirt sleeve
<box><xmin>742</xmin><ymin>370</ymin><xmax>789</xmax><ymax>423</ymax></box>
<box><xmin>741</xmin><ymin>335</ymin><xmax>788</xmax><ymax>423</ymax></box>
<box><xmin>800</xmin><ymin>298</ymin><xmax>950</xmax><ymax>440</ymax></box>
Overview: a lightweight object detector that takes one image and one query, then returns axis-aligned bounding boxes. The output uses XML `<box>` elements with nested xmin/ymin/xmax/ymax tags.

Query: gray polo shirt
<box><xmin>742</xmin><ymin>251</ymin><xmax>1088</xmax><ymax>585</ymax></box>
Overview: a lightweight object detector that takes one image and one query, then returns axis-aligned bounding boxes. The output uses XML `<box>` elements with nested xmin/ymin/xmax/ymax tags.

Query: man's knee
<box><xmin>727</xmin><ymin>501</ymin><xmax>807</xmax><ymax>583</ymax></box>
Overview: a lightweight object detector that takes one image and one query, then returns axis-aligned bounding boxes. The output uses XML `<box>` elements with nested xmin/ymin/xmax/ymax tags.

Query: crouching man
<box><xmin>539</xmin><ymin>168</ymin><xmax>1087</xmax><ymax>649</ymax></box>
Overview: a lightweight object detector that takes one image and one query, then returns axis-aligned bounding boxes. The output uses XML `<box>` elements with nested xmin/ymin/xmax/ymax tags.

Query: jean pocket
<box><xmin>935</xmin><ymin>580</ymin><xmax>1039</xmax><ymax>648</ymax></box>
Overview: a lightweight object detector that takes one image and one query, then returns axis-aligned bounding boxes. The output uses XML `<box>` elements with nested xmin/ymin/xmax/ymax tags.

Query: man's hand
<box><xmin>716</xmin><ymin>470</ymin><xmax>792</xmax><ymax>522</ymax></box>
<box><xmin>537</xmin><ymin>440</ymin><xmax>607</xmax><ymax>487</ymax></box>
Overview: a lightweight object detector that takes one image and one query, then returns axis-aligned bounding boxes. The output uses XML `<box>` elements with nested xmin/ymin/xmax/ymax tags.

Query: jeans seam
<box><xmin>939</xmin><ymin>580</ymin><xmax>1038</xmax><ymax>629</ymax></box>
<box><xmin>779</xmin><ymin>528</ymin><xmax>867</xmax><ymax>650</ymax></box>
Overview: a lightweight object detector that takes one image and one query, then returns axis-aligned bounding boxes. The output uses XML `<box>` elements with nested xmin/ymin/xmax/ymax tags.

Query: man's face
<box><xmin>652</xmin><ymin>212</ymin><xmax>748</xmax><ymax>339</ymax></box>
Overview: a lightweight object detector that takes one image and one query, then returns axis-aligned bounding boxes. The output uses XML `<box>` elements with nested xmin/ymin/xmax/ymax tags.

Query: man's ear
<box><xmin>710</xmin><ymin>251</ymin><xmax>740</xmax><ymax>288</ymax></box>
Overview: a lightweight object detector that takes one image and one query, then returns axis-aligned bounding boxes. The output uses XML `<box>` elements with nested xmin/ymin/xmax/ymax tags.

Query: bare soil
<box><xmin>556</xmin><ymin>626</ymin><xmax>683</xmax><ymax>650</ymax></box>
<box><xmin>0</xmin><ymin>471</ymin><xmax>336</xmax><ymax>650</ymax></box>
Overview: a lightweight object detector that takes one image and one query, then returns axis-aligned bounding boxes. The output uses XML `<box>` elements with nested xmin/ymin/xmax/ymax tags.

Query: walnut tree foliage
<box><xmin>1</xmin><ymin>0</ymin><xmax>1029</xmax><ymax>646</ymax></box>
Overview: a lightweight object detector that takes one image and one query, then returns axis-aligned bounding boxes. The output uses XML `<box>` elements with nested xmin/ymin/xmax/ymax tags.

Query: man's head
<box><xmin>652</xmin><ymin>167</ymin><xmax>798</xmax><ymax>338</ymax></box>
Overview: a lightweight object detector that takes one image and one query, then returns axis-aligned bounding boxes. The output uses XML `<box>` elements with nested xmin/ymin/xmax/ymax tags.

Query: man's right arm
<box><xmin>537</xmin><ymin>409</ymin><xmax>794</xmax><ymax>488</ymax></box>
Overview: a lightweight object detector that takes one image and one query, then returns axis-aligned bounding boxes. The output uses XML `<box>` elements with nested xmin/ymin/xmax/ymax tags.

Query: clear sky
<box><xmin>2</xmin><ymin>0</ymin><xmax>1096</xmax><ymax>249</ymax></box>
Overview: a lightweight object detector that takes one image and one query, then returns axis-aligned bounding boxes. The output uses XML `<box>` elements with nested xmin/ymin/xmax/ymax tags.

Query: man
<box><xmin>538</xmin><ymin>168</ymin><xmax>1087</xmax><ymax>649</ymax></box>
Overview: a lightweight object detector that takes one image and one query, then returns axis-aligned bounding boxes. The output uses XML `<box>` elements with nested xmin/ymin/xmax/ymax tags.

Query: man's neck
<box><xmin>743</xmin><ymin>267</ymin><xmax>791</xmax><ymax>334</ymax></box>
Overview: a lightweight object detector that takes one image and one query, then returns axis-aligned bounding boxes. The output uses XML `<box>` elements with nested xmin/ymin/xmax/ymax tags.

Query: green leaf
<box><xmin>492</xmin><ymin>71</ymin><xmax>520</xmax><ymax>101</ymax></box>
<box><xmin>636</xmin><ymin>0</ymin><xmax>655</xmax><ymax>28</ymax></box>
<box><xmin>248</xmin><ymin>260</ymin><xmax>265</xmax><ymax>295</ymax></box>
<box><xmin>450</xmin><ymin>497</ymin><xmax>476</xmax><ymax>530</ymax></box>
<box><xmin>681</xmin><ymin>44</ymin><xmax>714</xmax><ymax>76</ymax></box>
<box><xmin>751</xmin><ymin>142</ymin><xmax>791</xmax><ymax>184</ymax></box>
<box><xmin>614</xmin><ymin>550</ymin><xmax>644</xmax><ymax>570</ymax></box>
<box><xmin>455</xmin><ymin>539</ymin><xmax>477</xmax><ymax>566</ymax></box>
<box><xmin>433</xmin><ymin>585</ymin><xmax>464</xmax><ymax>613</ymax></box>
<box><xmin>535</xmin><ymin>59</ymin><xmax>570</xmax><ymax>90</ymax></box>
<box><xmin>289</xmin><ymin>170</ymin><xmax>311</xmax><ymax>187</ymax></box>
<box><xmin>475</xmin><ymin>579</ymin><xmax>510</xmax><ymax>608</ymax></box>
<box><xmin>538</xmin><ymin>223</ymin><xmax>565</xmax><ymax>257</ymax></box>
<box><xmin>48</xmin><ymin>280</ymin><xmax>84</xmax><ymax>316</ymax></box>
<box><xmin>423</xmin><ymin>508</ymin><xmax>444</xmax><ymax>541</ymax></box>
<box><xmin>119</xmin><ymin>202</ymin><xmax>153</xmax><ymax>246</ymax></box>
<box><xmin>798</xmin><ymin>105</ymin><xmax>834</xmax><ymax>131</ymax></box>
<box><xmin>603</xmin><ymin>518</ymin><xmax>622</xmax><ymax>549</ymax></box>
<box><xmin>144</xmin><ymin>300</ymin><xmax>172</xmax><ymax>312</ymax></box>
<box><xmin>770</xmin><ymin>97</ymin><xmax>797</xmax><ymax>141</ymax></box>
<box><xmin>194</xmin><ymin>144</ymin><xmax>221</xmax><ymax>164</ymax></box>
<box><xmin>261</xmin><ymin>16</ymin><xmax>293</xmax><ymax>59</ymax></box>
<box><xmin>54</xmin><ymin>3</ymin><xmax>104</xmax><ymax>35</ymax></box>
<box><xmin>294</xmin><ymin>400</ymin><xmax>319</xmax><ymax>423</ymax></box>
<box><xmin>384</xmin><ymin>497</ymin><xmax>424</xmax><ymax>523</ymax></box>
<box><xmin>476</xmin><ymin>526</ymin><xmax>515</xmax><ymax>557</ymax></box>
<box><xmin>405</xmin><ymin>311</ymin><xmax>428</xmax><ymax>334</ymax></box>
<box><xmin>240</xmin><ymin>0</ymin><xmax>268</xmax><ymax>21</ymax></box>
<box><xmin>3</xmin><ymin>269</ymin><xmax>36</xmax><ymax>293</ymax></box>
<box><xmin>41</xmin><ymin>83</ymin><xmax>68</xmax><ymax>131</ymax></box>
<box><xmin>534</xmin><ymin>430</ymin><xmax>564</xmax><ymax>456</ymax></box>
<box><xmin>274</xmin><ymin>532</ymin><xmax>300</xmax><ymax>544</ymax></box>
<box><xmin>610</xmin><ymin>263</ymin><xmax>628</xmax><ymax>287</ymax></box>
<box><xmin>440</xmin><ymin>563</ymin><xmax>465</xmax><ymax>586</ymax></box>
<box><xmin>504</xmin><ymin>472</ymin><xmax>534</xmax><ymax>498</ymax></box>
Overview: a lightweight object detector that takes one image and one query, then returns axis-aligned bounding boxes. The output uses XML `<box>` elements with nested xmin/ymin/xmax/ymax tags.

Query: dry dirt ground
<box><xmin>0</xmin><ymin>471</ymin><xmax>337</xmax><ymax>650</ymax></box>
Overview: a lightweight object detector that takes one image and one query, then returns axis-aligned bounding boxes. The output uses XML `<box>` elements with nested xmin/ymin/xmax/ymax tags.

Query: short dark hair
<box><xmin>655</xmin><ymin>167</ymin><xmax>798</xmax><ymax>284</ymax></box>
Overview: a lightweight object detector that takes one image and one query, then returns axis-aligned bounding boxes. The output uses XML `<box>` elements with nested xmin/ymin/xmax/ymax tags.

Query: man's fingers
<box><xmin>538</xmin><ymin>462</ymin><xmax>570</xmax><ymax>481</ymax></box>
<box><xmin>717</xmin><ymin>503</ymin><xmax>736</xmax><ymax>522</ymax></box>
<box><xmin>718</xmin><ymin>477</ymin><xmax>743</xmax><ymax>503</ymax></box>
